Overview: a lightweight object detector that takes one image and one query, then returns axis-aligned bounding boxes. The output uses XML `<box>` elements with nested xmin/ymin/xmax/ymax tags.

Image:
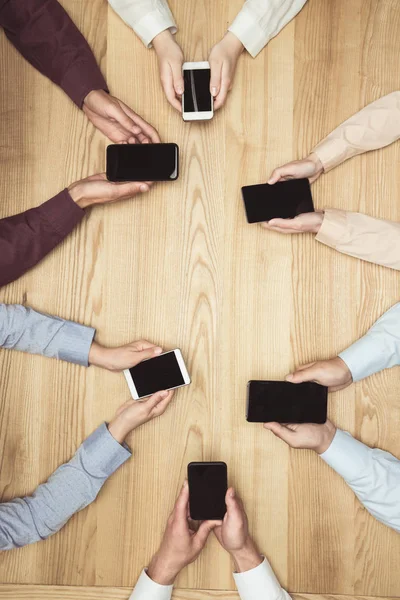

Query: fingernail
<box><xmin>140</xmin><ymin>184</ymin><xmax>148</xmax><ymax>192</ymax></box>
<box><xmin>177</xmin><ymin>87</ymin><xmax>183</xmax><ymax>95</ymax></box>
<box><xmin>211</xmin><ymin>87</ymin><xmax>217</xmax><ymax>96</ymax></box>
<box><xmin>183</xmin><ymin>479</ymin><xmax>188</xmax><ymax>488</ymax></box>
<box><xmin>285</xmin><ymin>374</ymin><xmax>293</xmax><ymax>381</ymax></box>
<box><xmin>154</xmin><ymin>347</ymin><xmax>162</xmax><ymax>355</ymax></box>
<box><xmin>160</xmin><ymin>390</ymin><xmax>168</xmax><ymax>398</ymax></box>
<box><xmin>230</xmin><ymin>489</ymin><xmax>235</xmax><ymax>498</ymax></box>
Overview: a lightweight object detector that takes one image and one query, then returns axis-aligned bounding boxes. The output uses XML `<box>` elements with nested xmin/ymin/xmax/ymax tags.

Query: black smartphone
<box><xmin>106</xmin><ymin>143</ymin><xmax>179</xmax><ymax>182</ymax></box>
<box><xmin>246</xmin><ymin>380</ymin><xmax>327</xmax><ymax>424</ymax></box>
<box><xmin>241</xmin><ymin>179</ymin><xmax>314</xmax><ymax>223</ymax></box>
<box><xmin>188</xmin><ymin>462</ymin><xmax>227</xmax><ymax>520</ymax></box>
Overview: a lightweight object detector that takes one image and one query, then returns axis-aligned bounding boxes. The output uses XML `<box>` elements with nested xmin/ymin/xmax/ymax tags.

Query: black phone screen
<box><xmin>246</xmin><ymin>381</ymin><xmax>327</xmax><ymax>424</ymax></box>
<box><xmin>129</xmin><ymin>352</ymin><xmax>185</xmax><ymax>398</ymax></box>
<box><xmin>241</xmin><ymin>179</ymin><xmax>314</xmax><ymax>223</ymax></box>
<box><xmin>188</xmin><ymin>462</ymin><xmax>227</xmax><ymax>520</ymax></box>
<box><xmin>183</xmin><ymin>69</ymin><xmax>212</xmax><ymax>112</ymax></box>
<box><xmin>106</xmin><ymin>143</ymin><xmax>179</xmax><ymax>182</ymax></box>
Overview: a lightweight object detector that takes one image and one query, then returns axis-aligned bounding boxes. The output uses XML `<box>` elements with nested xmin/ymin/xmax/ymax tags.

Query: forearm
<box><xmin>312</xmin><ymin>91</ymin><xmax>400</xmax><ymax>172</ymax></box>
<box><xmin>338</xmin><ymin>302</ymin><xmax>400</xmax><ymax>381</ymax></box>
<box><xmin>316</xmin><ymin>209</ymin><xmax>400</xmax><ymax>270</ymax></box>
<box><xmin>0</xmin><ymin>424</ymin><xmax>131</xmax><ymax>550</ymax></box>
<box><xmin>0</xmin><ymin>189</ymin><xmax>84</xmax><ymax>287</ymax></box>
<box><xmin>320</xmin><ymin>429</ymin><xmax>400</xmax><ymax>532</ymax></box>
<box><xmin>108</xmin><ymin>0</ymin><xmax>177</xmax><ymax>47</ymax></box>
<box><xmin>228</xmin><ymin>0</ymin><xmax>308</xmax><ymax>57</ymax></box>
<box><xmin>0</xmin><ymin>0</ymin><xmax>107</xmax><ymax>106</ymax></box>
<box><xmin>0</xmin><ymin>304</ymin><xmax>95</xmax><ymax>366</ymax></box>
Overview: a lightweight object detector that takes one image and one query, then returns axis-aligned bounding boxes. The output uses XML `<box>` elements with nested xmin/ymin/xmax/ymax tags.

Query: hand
<box><xmin>286</xmin><ymin>357</ymin><xmax>353</xmax><ymax>392</ymax></box>
<box><xmin>108</xmin><ymin>390</ymin><xmax>175</xmax><ymax>444</ymax></box>
<box><xmin>152</xmin><ymin>30</ymin><xmax>184</xmax><ymax>112</ymax></box>
<box><xmin>263</xmin><ymin>419</ymin><xmax>337</xmax><ymax>454</ymax></box>
<box><xmin>83</xmin><ymin>89</ymin><xmax>161</xmax><ymax>143</ymax></box>
<box><xmin>68</xmin><ymin>173</ymin><xmax>151</xmax><ymax>209</ymax></box>
<box><xmin>214</xmin><ymin>488</ymin><xmax>262</xmax><ymax>573</ymax></box>
<box><xmin>261</xmin><ymin>211</ymin><xmax>324</xmax><ymax>234</ymax></box>
<box><xmin>209</xmin><ymin>32</ymin><xmax>244</xmax><ymax>110</ymax></box>
<box><xmin>147</xmin><ymin>481</ymin><xmax>220</xmax><ymax>585</ymax></box>
<box><xmin>268</xmin><ymin>153</ymin><xmax>324</xmax><ymax>185</ymax></box>
<box><xmin>89</xmin><ymin>339</ymin><xmax>163</xmax><ymax>372</ymax></box>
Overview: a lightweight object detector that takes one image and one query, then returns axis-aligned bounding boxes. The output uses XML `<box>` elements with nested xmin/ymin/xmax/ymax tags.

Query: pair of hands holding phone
<box><xmin>147</xmin><ymin>482</ymin><xmax>262</xmax><ymax>585</ymax></box>
<box><xmin>152</xmin><ymin>29</ymin><xmax>244</xmax><ymax>112</ymax></box>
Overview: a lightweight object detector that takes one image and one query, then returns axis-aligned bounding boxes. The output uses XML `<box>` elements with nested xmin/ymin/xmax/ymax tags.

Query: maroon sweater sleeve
<box><xmin>0</xmin><ymin>0</ymin><xmax>108</xmax><ymax>107</ymax></box>
<box><xmin>0</xmin><ymin>189</ymin><xmax>85</xmax><ymax>287</ymax></box>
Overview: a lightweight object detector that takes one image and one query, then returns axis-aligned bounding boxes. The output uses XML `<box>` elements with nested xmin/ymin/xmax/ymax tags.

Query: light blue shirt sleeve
<box><xmin>0</xmin><ymin>303</ymin><xmax>96</xmax><ymax>366</ymax></box>
<box><xmin>320</xmin><ymin>429</ymin><xmax>400</xmax><ymax>532</ymax></box>
<box><xmin>339</xmin><ymin>302</ymin><xmax>400</xmax><ymax>381</ymax></box>
<box><xmin>0</xmin><ymin>423</ymin><xmax>131</xmax><ymax>550</ymax></box>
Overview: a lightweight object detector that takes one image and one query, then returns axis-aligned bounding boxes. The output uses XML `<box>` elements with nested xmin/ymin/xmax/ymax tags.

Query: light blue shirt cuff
<box><xmin>83</xmin><ymin>423</ymin><xmax>132</xmax><ymax>477</ymax></box>
<box><xmin>319</xmin><ymin>429</ymin><xmax>369</xmax><ymax>481</ymax></box>
<box><xmin>56</xmin><ymin>321</ymin><xmax>96</xmax><ymax>367</ymax></box>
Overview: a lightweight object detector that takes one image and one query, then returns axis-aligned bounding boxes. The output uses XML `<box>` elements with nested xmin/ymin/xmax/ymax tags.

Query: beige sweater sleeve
<box><xmin>316</xmin><ymin>209</ymin><xmax>400</xmax><ymax>270</ymax></box>
<box><xmin>312</xmin><ymin>91</ymin><xmax>400</xmax><ymax>172</ymax></box>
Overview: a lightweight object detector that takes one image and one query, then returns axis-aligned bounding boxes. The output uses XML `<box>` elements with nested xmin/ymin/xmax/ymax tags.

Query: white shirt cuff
<box><xmin>129</xmin><ymin>569</ymin><xmax>173</xmax><ymax>600</ymax></box>
<box><xmin>319</xmin><ymin>429</ymin><xmax>370</xmax><ymax>482</ymax></box>
<box><xmin>228</xmin><ymin>11</ymin><xmax>268</xmax><ymax>57</ymax></box>
<box><xmin>233</xmin><ymin>557</ymin><xmax>289</xmax><ymax>600</ymax></box>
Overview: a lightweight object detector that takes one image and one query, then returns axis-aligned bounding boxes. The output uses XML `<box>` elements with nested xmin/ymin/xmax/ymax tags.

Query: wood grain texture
<box><xmin>0</xmin><ymin>0</ymin><xmax>399</xmax><ymax>597</ymax></box>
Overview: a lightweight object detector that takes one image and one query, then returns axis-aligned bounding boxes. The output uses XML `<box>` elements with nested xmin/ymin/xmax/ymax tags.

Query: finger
<box><xmin>195</xmin><ymin>520</ymin><xmax>222</xmax><ymax>547</ymax></box>
<box><xmin>162</xmin><ymin>70</ymin><xmax>183</xmax><ymax>113</ymax></box>
<box><xmin>135</xmin><ymin>340</ymin><xmax>162</xmax><ymax>351</ymax></box>
<box><xmin>112</xmin><ymin>181</ymin><xmax>150</xmax><ymax>196</ymax></box>
<box><xmin>261</xmin><ymin>224</ymin><xmax>298</xmax><ymax>234</ymax></box>
<box><xmin>263</xmin><ymin>422</ymin><xmax>297</xmax><ymax>446</ymax></box>
<box><xmin>137</xmin><ymin>345</ymin><xmax>163</xmax><ymax>361</ymax></box>
<box><xmin>143</xmin><ymin>390</ymin><xmax>169</xmax><ymax>412</ymax></box>
<box><xmin>213</xmin><ymin>63</ymin><xmax>231</xmax><ymax>110</ymax></box>
<box><xmin>174</xmin><ymin>479</ymin><xmax>190</xmax><ymax>520</ymax></box>
<box><xmin>151</xmin><ymin>389</ymin><xmax>175</xmax><ymax>416</ymax></box>
<box><xmin>83</xmin><ymin>173</ymin><xmax>108</xmax><ymax>183</ymax></box>
<box><xmin>267</xmin><ymin>167</ymin><xmax>294</xmax><ymax>185</ymax></box>
<box><xmin>109</xmin><ymin>103</ymin><xmax>142</xmax><ymax>135</ymax></box>
<box><xmin>209</xmin><ymin>59</ymin><xmax>222</xmax><ymax>98</ymax></box>
<box><xmin>119</xmin><ymin>101</ymin><xmax>162</xmax><ymax>142</ymax></box>
<box><xmin>266</xmin><ymin>218</ymin><xmax>297</xmax><ymax>229</ymax></box>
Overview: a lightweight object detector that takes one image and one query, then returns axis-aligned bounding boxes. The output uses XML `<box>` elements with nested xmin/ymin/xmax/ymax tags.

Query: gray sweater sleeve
<box><xmin>0</xmin><ymin>303</ymin><xmax>96</xmax><ymax>366</ymax></box>
<box><xmin>0</xmin><ymin>423</ymin><xmax>131</xmax><ymax>550</ymax></box>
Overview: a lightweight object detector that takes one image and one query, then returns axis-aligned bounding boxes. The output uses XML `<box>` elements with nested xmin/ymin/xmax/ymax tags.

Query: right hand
<box><xmin>263</xmin><ymin>420</ymin><xmax>337</xmax><ymax>454</ymax></box>
<box><xmin>152</xmin><ymin>30</ymin><xmax>184</xmax><ymax>112</ymax></box>
<box><xmin>286</xmin><ymin>357</ymin><xmax>353</xmax><ymax>392</ymax></box>
<box><xmin>214</xmin><ymin>488</ymin><xmax>262</xmax><ymax>573</ymax></box>
<box><xmin>268</xmin><ymin>153</ymin><xmax>324</xmax><ymax>185</ymax></box>
<box><xmin>147</xmin><ymin>481</ymin><xmax>220</xmax><ymax>585</ymax></box>
<box><xmin>261</xmin><ymin>211</ymin><xmax>324</xmax><ymax>234</ymax></box>
<box><xmin>68</xmin><ymin>173</ymin><xmax>152</xmax><ymax>209</ymax></box>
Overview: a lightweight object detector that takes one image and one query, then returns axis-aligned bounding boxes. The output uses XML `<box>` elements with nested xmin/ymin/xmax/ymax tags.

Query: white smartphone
<box><xmin>123</xmin><ymin>349</ymin><xmax>191</xmax><ymax>400</ymax></box>
<box><xmin>182</xmin><ymin>61</ymin><xmax>213</xmax><ymax>121</ymax></box>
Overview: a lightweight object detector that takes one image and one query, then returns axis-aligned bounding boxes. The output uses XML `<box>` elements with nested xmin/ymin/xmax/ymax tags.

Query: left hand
<box><xmin>147</xmin><ymin>481</ymin><xmax>221</xmax><ymax>585</ymax></box>
<box><xmin>208</xmin><ymin>32</ymin><xmax>244</xmax><ymax>110</ymax></box>
<box><xmin>83</xmin><ymin>89</ymin><xmax>161</xmax><ymax>144</ymax></box>
<box><xmin>89</xmin><ymin>339</ymin><xmax>163</xmax><ymax>371</ymax></box>
<box><xmin>261</xmin><ymin>211</ymin><xmax>324</xmax><ymax>234</ymax></box>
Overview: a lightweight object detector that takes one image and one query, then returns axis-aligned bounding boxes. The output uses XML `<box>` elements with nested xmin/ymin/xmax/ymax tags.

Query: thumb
<box><xmin>143</xmin><ymin>390</ymin><xmax>169</xmax><ymax>411</ymax></box>
<box><xmin>267</xmin><ymin>167</ymin><xmax>285</xmax><ymax>185</ymax></box>
<box><xmin>195</xmin><ymin>520</ymin><xmax>221</xmax><ymax>548</ymax></box>
<box><xmin>171</xmin><ymin>63</ymin><xmax>184</xmax><ymax>96</ymax></box>
<box><xmin>137</xmin><ymin>346</ymin><xmax>163</xmax><ymax>361</ymax></box>
<box><xmin>209</xmin><ymin>61</ymin><xmax>222</xmax><ymax>97</ymax></box>
<box><xmin>263</xmin><ymin>422</ymin><xmax>297</xmax><ymax>447</ymax></box>
<box><xmin>286</xmin><ymin>365</ymin><xmax>316</xmax><ymax>384</ymax></box>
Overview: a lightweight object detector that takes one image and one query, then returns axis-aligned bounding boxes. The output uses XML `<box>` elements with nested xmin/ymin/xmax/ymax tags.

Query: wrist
<box><xmin>83</xmin><ymin>88</ymin><xmax>105</xmax><ymax>107</ymax></box>
<box><xmin>147</xmin><ymin>553</ymin><xmax>181</xmax><ymax>586</ymax></box>
<box><xmin>152</xmin><ymin>29</ymin><xmax>175</xmax><ymax>53</ymax></box>
<box><xmin>88</xmin><ymin>341</ymin><xmax>112</xmax><ymax>369</ymax></box>
<box><xmin>315</xmin><ymin>421</ymin><xmax>337</xmax><ymax>455</ymax></box>
<box><xmin>223</xmin><ymin>31</ymin><xmax>244</xmax><ymax>56</ymax></box>
<box><xmin>311</xmin><ymin>211</ymin><xmax>325</xmax><ymax>234</ymax></box>
<box><xmin>108</xmin><ymin>417</ymin><xmax>130</xmax><ymax>445</ymax></box>
<box><xmin>68</xmin><ymin>181</ymin><xmax>94</xmax><ymax>210</ymax></box>
<box><xmin>230</xmin><ymin>538</ymin><xmax>263</xmax><ymax>573</ymax></box>
<box><xmin>308</xmin><ymin>152</ymin><xmax>324</xmax><ymax>173</ymax></box>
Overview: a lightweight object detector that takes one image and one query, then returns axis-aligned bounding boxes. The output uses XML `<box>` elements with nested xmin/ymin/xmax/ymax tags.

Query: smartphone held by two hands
<box><xmin>242</xmin><ymin>178</ymin><xmax>314</xmax><ymax>223</ymax></box>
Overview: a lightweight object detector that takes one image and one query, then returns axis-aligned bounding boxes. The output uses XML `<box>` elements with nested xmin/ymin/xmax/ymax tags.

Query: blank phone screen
<box><xmin>242</xmin><ymin>179</ymin><xmax>314</xmax><ymax>223</ymax></box>
<box><xmin>188</xmin><ymin>462</ymin><xmax>227</xmax><ymax>520</ymax></box>
<box><xmin>183</xmin><ymin>69</ymin><xmax>212</xmax><ymax>112</ymax></box>
<box><xmin>106</xmin><ymin>144</ymin><xmax>179</xmax><ymax>182</ymax></box>
<box><xmin>247</xmin><ymin>381</ymin><xmax>327</xmax><ymax>424</ymax></box>
<box><xmin>129</xmin><ymin>352</ymin><xmax>185</xmax><ymax>398</ymax></box>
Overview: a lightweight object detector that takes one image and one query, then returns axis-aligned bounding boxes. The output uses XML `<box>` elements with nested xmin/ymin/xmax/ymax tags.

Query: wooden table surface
<box><xmin>0</xmin><ymin>0</ymin><xmax>399</xmax><ymax>598</ymax></box>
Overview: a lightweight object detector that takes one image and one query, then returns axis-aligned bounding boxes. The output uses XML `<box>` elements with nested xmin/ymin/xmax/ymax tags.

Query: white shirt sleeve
<box><xmin>228</xmin><ymin>0</ymin><xmax>308</xmax><ymax>57</ymax></box>
<box><xmin>320</xmin><ymin>429</ymin><xmax>400</xmax><ymax>532</ymax></box>
<box><xmin>108</xmin><ymin>0</ymin><xmax>177</xmax><ymax>47</ymax></box>
<box><xmin>129</xmin><ymin>569</ymin><xmax>173</xmax><ymax>600</ymax></box>
<box><xmin>233</xmin><ymin>557</ymin><xmax>292</xmax><ymax>600</ymax></box>
<box><xmin>339</xmin><ymin>302</ymin><xmax>400</xmax><ymax>382</ymax></box>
